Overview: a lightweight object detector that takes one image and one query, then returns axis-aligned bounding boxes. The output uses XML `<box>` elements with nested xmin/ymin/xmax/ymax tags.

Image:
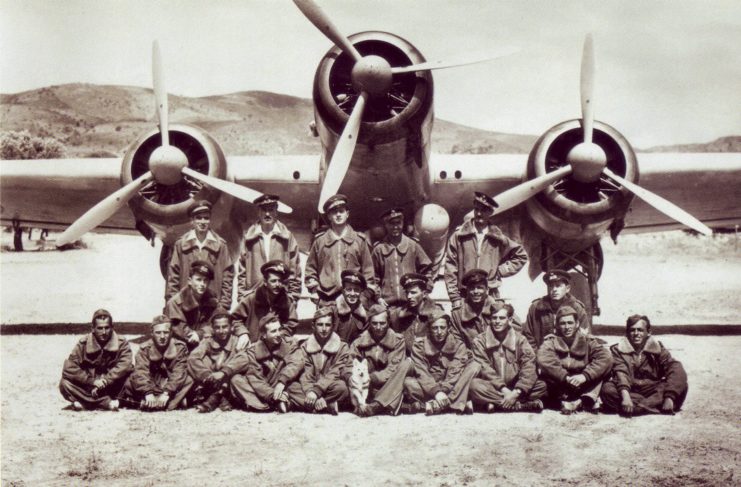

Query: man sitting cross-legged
<box><xmin>601</xmin><ymin>314</ymin><xmax>688</xmax><ymax>416</ymax></box>
<box><xmin>187</xmin><ymin>310</ymin><xmax>249</xmax><ymax>413</ymax></box>
<box><xmin>121</xmin><ymin>315</ymin><xmax>193</xmax><ymax>411</ymax></box>
<box><xmin>164</xmin><ymin>260</ymin><xmax>219</xmax><ymax>349</ymax></box>
<box><xmin>59</xmin><ymin>309</ymin><xmax>133</xmax><ymax>411</ymax></box>
<box><xmin>537</xmin><ymin>306</ymin><xmax>612</xmax><ymax>414</ymax></box>
<box><xmin>230</xmin><ymin>313</ymin><xmax>303</xmax><ymax>413</ymax></box>
<box><xmin>293</xmin><ymin>306</ymin><xmax>351</xmax><ymax>414</ymax></box>
<box><xmin>469</xmin><ymin>303</ymin><xmax>546</xmax><ymax>413</ymax></box>
<box><xmin>404</xmin><ymin>308</ymin><xmax>479</xmax><ymax>415</ymax></box>
<box><xmin>346</xmin><ymin>303</ymin><xmax>411</xmax><ymax>417</ymax></box>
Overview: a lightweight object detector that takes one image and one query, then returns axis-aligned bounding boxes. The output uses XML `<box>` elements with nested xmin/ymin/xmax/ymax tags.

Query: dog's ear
<box><xmin>353</xmin><ymin>358</ymin><xmax>360</xmax><ymax>367</ymax></box>
<box><xmin>360</xmin><ymin>358</ymin><xmax>368</xmax><ymax>366</ymax></box>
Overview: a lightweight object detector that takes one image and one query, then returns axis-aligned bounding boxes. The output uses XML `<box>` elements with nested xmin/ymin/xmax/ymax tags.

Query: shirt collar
<box><xmin>304</xmin><ymin>332</ymin><xmax>342</xmax><ymax>354</ymax></box>
<box><xmin>243</xmin><ymin>221</ymin><xmax>290</xmax><ymax>242</ymax></box>
<box><xmin>147</xmin><ymin>338</ymin><xmax>180</xmax><ymax>361</ymax></box>
<box><xmin>422</xmin><ymin>333</ymin><xmax>460</xmax><ymax>355</ymax></box>
<box><xmin>85</xmin><ymin>331</ymin><xmax>122</xmax><ymax>354</ymax></box>
<box><xmin>615</xmin><ymin>335</ymin><xmax>661</xmax><ymax>354</ymax></box>
<box><xmin>335</xmin><ymin>295</ymin><xmax>366</xmax><ymax>320</ymax></box>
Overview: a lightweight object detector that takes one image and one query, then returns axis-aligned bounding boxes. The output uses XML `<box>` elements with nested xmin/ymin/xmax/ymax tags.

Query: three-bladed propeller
<box><xmin>488</xmin><ymin>35</ymin><xmax>712</xmax><ymax>236</ymax></box>
<box><xmin>56</xmin><ymin>42</ymin><xmax>291</xmax><ymax>247</ymax></box>
<box><xmin>294</xmin><ymin>0</ymin><xmax>517</xmax><ymax>212</ymax></box>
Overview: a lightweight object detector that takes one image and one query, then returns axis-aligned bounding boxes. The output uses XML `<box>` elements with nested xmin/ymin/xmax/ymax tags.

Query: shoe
<box><xmin>108</xmin><ymin>400</ymin><xmax>119</xmax><ymax>412</ymax></box>
<box><xmin>463</xmin><ymin>400</ymin><xmax>474</xmax><ymax>415</ymax></box>
<box><xmin>487</xmin><ymin>403</ymin><xmax>498</xmax><ymax>413</ymax></box>
<box><xmin>277</xmin><ymin>401</ymin><xmax>288</xmax><ymax>414</ymax></box>
<box><xmin>196</xmin><ymin>393</ymin><xmax>221</xmax><ymax>413</ymax></box>
<box><xmin>400</xmin><ymin>401</ymin><xmax>424</xmax><ymax>415</ymax></box>
<box><xmin>560</xmin><ymin>399</ymin><xmax>581</xmax><ymax>415</ymax></box>
<box><xmin>327</xmin><ymin>401</ymin><xmax>339</xmax><ymax>416</ymax></box>
<box><xmin>71</xmin><ymin>401</ymin><xmax>84</xmax><ymax>411</ymax></box>
<box><xmin>519</xmin><ymin>400</ymin><xmax>544</xmax><ymax>413</ymax></box>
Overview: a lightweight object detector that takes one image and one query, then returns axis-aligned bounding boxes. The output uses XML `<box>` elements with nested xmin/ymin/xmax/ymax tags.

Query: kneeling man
<box><xmin>348</xmin><ymin>304</ymin><xmax>411</xmax><ymax>416</ymax></box>
<box><xmin>187</xmin><ymin>310</ymin><xmax>249</xmax><ymax>413</ymax></box>
<box><xmin>60</xmin><ymin>309</ymin><xmax>133</xmax><ymax>411</ymax></box>
<box><xmin>121</xmin><ymin>315</ymin><xmax>193</xmax><ymax>411</ymax></box>
<box><xmin>470</xmin><ymin>303</ymin><xmax>546</xmax><ymax>412</ymax></box>
<box><xmin>537</xmin><ymin>306</ymin><xmax>612</xmax><ymax>414</ymax></box>
<box><xmin>295</xmin><ymin>307</ymin><xmax>350</xmax><ymax>414</ymax></box>
<box><xmin>601</xmin><ymin>314</ymin><xmax>688</xmax><ymax>416</ymax></box>
<box><xmin>231</xmin><ymin>313</ymin><xmax>303</xmax><ymax>412</ymax></box>
<box><xmin>405</xmin><ymin>309</ymin><xmax>478</xmax><ymax>414</ymax></box>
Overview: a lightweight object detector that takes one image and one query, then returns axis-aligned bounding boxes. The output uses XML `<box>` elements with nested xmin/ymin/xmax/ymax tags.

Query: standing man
<box><xmin>537</xmin><ymin>306</ymin><xmax>612</xmax><ymax>414</ymax></box>
<box><xmin>237</xmin><ymin>194</ymin><xmax>302</xmax><ymax>301</ymax></box>
<box><xmin>305</xmin><ymin>194</ymin><xmax>376</xmax><ymax>305</ymax></box>
<box><xmin>165</xmin><ymin>200</ymin><xmax>234</xmax><ymax>309</ymax></box>
<box><xmin>469</xmin><ymin>303</ymin><xmax>546</xmax><ymax>412</ymax></box>
<box><xmin>523</xmin><ymin>270</ymin><xmax>590</xmax><ymax>352</ymax></box>
<box><xmin>121</xmin><ymin>315</ymin><xmax>193</xmax><ymax>411</ymax></box>
<box><xmin>294</xmin><ymin>306</ymin><xmax>350</xmax><ymax>414</ymax></box>
<box><xmin>187</xmin><ymin>310</ymin><xmax>249</xmax><ymax>413</ymax></box>
<box><xmin>231</xmin><ymin>260</ymin><xmax>298</xmax><ymax>345</ymax></box>
<box><xmin>333</xmin><ymin>270</ymin><xmax>369</xmax><ymax>344</ymax></box>
<box><xmin>389</xmin><ymin>273</ymin><xmax>443</xmax><ymax>354</ymax></box>
<box><xmin>444</xmin><ymin>192</ymin><xmax>527</xmax><ymax>310</ymax></box>
<box><xmin>601</xmin><ymin>315</ymin><xmax>688</xmax><ymax>416</ymax></box>
<box><xmin>347</xmin><ymin>304</ymin><xmax>411</xmax><ymax>417</ymax></box>
<box><xmin>404</xmin><ymin>309</ymin><xmax>478</xmax><ymax>415</ymax></box>
<box><xmin>59</xmin><ymin>309</ymin><xmax>133</xmax><ymax>411</ymax></box>
<box><xmin>450</xmin><ymin>268</ymin><xmax>502</xmax><ymax>350</ymax></box>
<box><xmin>164</xmin><ymin>260</ymin><xmax>218</xmax><ymax>348</ymax></box>
<box><xmin>230</xmin><ymin>313</ymin><xmax>304</xmax><ymax>413</ymax></box>
<box><xmin>372</xmin><ymin>207</ymin><xmax>432</xmax><ymax>307</ymax></box>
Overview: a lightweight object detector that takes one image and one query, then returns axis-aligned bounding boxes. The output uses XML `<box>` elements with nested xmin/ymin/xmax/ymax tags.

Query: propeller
<box><xmin>488</xmin><ymin>35</ymin><xmax>712</xmax><ymax>236</ymax></box>
<box><xmin>294</xmin><ymin>0</ymin><xmax>516</xmax><ymax>212</ymax></box>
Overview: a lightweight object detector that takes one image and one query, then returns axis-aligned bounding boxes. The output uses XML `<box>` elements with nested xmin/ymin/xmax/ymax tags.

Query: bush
<box><xmin>0</xmin><ymin>130</ymin><xmax>65</xmax><ymax>159</ymax></box>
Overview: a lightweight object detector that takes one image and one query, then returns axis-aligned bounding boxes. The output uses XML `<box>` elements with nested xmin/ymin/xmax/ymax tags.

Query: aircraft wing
<box><xmin>0</xmin><ymin>158</ymin><xmax>137</xmax><ymax>233</ymax></box>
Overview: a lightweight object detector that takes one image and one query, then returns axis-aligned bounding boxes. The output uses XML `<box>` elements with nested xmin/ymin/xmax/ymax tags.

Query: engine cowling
<box><xmin>120</xmin><ymin>123</ymin><xmax>228</xmax><ymax>242</ymax></box>
<box><xmin>525</xmin><ymin>119</ymin><xmax>638</xmax><ymax>251</ymax></box>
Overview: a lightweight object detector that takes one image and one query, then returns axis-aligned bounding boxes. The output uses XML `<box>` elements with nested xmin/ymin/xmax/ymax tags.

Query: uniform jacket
<box><xmin>389</xmin><ymin>298</ymin><xmax>443</xmax><ymax>354</ymax></box>
<box><xmin>187</xmin><ymin>335</ymin><xmax>249</xmax><ymax>383</ymax></box>
<box><xmin>411</xmin><ymin>333</ymin><xmax>469</xmax><ymax>396</ymax></box>
<box><xmin>372</xmin><ymin>234</ymin><xmax>432</xmax><ymax>306</ymax></box>
<box><xmin>444</xmin><ymin>220</ymin><xmax>527</xmax><ymax>302</ymax></box>
<box><xmin>537</xmin><ymin>333</ymin><xmax>612</xmax><ymax>384</ymax></box>
<box><xmin>305</xmin><ymin>226</ymin><xmax>375</xmax><ymax>298</ymax></box>
<box><xmin>299</xmin><ymin>332</ymin><xmax>350</xmax><ymax>397</ymax></box>
<box><xmin>165</xmin><ymin>229</ymin><xmax>234</xmax><ymax>308</ymax></box>
<box><xmin>62</xmin><ymin>332</ymin><xmax>133</xmax><ymax>387</ymax></box>
<box><xmin>450</xmin><ymin>296</ymin><xmax>500</xmax><ymax>350</ymax></box>
<box><xmin>332</xmin><ymin>294</ymin><xmax>368</xmax><ymax>344</ymax></box>
<box><xmin>164</xmin><ymin>287</ymin><xmax>218</xmax><ymax>343</ymax></box>
<box><xmin>231</xmin><ymin>284</ymin><xmax>298</xmax><ymax>342</ymax></box>
<box><xmin>471</xmin><ymin>327</ymin><xmax>538</xmax><ymax>393</ymax></box>
<box><xmin>348</xmin><ymin>328</ymin><xmax>406</xmax><ymax>388</ymax></box>
<box><xmin>245</xmin><ymin>337</ymin><xmax>304</xmax><ymax>401</ymax></box>
<box><xmin>129</xmin><ymin>338</ymin><xmax>190</xmax><ymax>396</ymax></box>
<box><xmin>523</xmin><ymin>294</ymin><xmax>590</xmax><ymax>351</ymax></box>
<box><xmin>609</xmin><ymin>336</ymin><xmax>687</xmax><ymax>399</ymax></box>
<box><xmin>238</xmin><ymin>221</ymin><xmax>302</xmax><ymax>300</ymax></box>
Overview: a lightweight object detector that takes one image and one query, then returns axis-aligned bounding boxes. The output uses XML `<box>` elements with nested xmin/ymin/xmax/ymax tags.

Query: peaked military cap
<box><xmin>253</xmin><ymin>194</ymin><xmax>280</xmax><ymax>207</ymax></box>
<box><xmin>313</xmin><ymin>306</ymin><xmax>334</xmax><ymax>321</ymax></box>
<box><xmin>462</xmin><ymin>268</ymin><xmax>488</xmax><ymax>286</ymax></box>
<box><xmin>188</xmin><ymin>200</ymin><xmax>212</xmax><ymax>217</ymax></box>
<box><xmin>91</xmin><ymin>308</ymin><xmax>112</xmax><ymax>325</ymax></box>
<box><xmin>555</xmin><ymin>305</ymin><xmax>578</xmax><ymax>322</ymax></box>
<box><xmin>151</xmin><ymin>314</ymin><xmax>171</xmax><ymax>328</ymax></box>
<box><xmin>400</xmin><ymin>272</ymin><xmax>428</xmax><ymax>290</ymax></box>
<box><xmin>543</xmin><ymin>270</ymin><xmax>571</xmax><ymax>285</ymax></box>
<box><xmin>260</xmin><ymin>260</ymin><xmax>287</xmax><ymax>279</ymax></box>
<box><xmin>473</xmin><ymin>192</ymin><xmax>498</xmax><ymax>211</ymax></box>
<box><xmin>341</xmin><ymin>269</ymin><xmax>367</xmax><ymax>289</ymax></box>
<box><xmin>381</xmin><ymin>207</ymin><xmax>404</xmax><ymax>223</ymax></box>
<box><xmin>322</xmin><ymin>194</ymin><xmax>348</xmax><ymax>214</ymax></box>
<box><xmin>190</xmin><ymin>260</ymin><xmax>214</xmax><ymax>279</ymax></box>
<box><xmin>366</xmin><ymin>303</ymin><xmax>389</xmax><ymax>321</ymax></box>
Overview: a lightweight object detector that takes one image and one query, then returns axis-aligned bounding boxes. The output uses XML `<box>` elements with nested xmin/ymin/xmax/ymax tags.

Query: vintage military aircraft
<box><xmin>2</xmin><ymin>0</ymin><xmax>740</xmax><ymax>316</ymax></box>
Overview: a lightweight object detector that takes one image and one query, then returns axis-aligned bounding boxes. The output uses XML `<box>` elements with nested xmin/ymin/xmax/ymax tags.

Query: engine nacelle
<box><xmin>525</xmin><ymin>119</ymin><xmax>638</xmax><ymax>251</ymax></box>
<box><xmin>120</xmin><ymin>123</ymin><xmax>228</xmax><ymax>243</ymax></box>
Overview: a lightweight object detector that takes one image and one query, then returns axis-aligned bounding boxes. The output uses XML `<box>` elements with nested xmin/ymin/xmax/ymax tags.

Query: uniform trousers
<box><xmin>405</xmin><ymin>361</ymin><xmax>479</xmax><ymax>412</ymax></box>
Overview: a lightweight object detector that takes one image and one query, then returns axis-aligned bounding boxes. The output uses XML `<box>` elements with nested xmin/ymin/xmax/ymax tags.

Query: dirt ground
<box><xmin>1</xmin><ymin>334</ymin><xmax>738</xmax><ymax>486</ymax></box>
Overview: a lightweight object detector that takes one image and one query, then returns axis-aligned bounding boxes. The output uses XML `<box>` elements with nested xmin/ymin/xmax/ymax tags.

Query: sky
<box><xmin>1</xmin><ymin>0</ymin><xmax>740</xmax><ymax>147</ymax></box>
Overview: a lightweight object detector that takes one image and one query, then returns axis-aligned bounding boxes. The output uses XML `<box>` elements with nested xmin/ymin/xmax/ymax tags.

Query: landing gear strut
<box><xmin>540</xmin><ymin>241</ymin><xmax>604</xmax><ymax>324</ymax></box>
<box><xmin>12</xmin><ymin>219</ymin><xmax>23</xmax><ymax>252</ymax></box>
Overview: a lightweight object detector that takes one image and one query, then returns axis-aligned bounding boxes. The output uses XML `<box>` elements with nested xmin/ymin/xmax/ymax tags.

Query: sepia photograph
<box><xmin>1</xmin><ymin>1</ymin><xmax>740</xmax><ymax>485</ymax></box>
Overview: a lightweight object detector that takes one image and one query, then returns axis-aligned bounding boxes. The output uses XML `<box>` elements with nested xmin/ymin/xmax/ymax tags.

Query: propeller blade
<box><xmin>293</xmin><ymin>0</ymin><xmax>362</xmax><ymax>62</ymax></box>
<box><xmin>390</xmin><ymin>47</ymin><xmax>519</xmax><ymax>75</ymax></box>
<box><xmin>580</xmin><ymin>34</ymin><xmax>595</xmax><ymax>144</ymax></box>
<box><xmin>492</xmin><ymin>165</ymin><xmax>573</xmax><ymax>214</ymax></box>
<box><xmin>602</xmin><ymin>168</ymin><xmax>711</xmax><ymax>236</ymax></box>
<box><xmin>181</xmin><ymin>167</ymin><xmax>293</xmax><ymax>214</ymax></box>
<box><xmin>152</xmin><ymin>41</ymin><xmax>169</xmax><ymax>147</ymax></box>
<box><xmin>317</xmin><ymin>91</ymin><xmax>368</xmax><ymax>212</ymax></box>
<box><xmin>57</xmin><ymin>172</ymin><xmax>154</xmax><ymax>246</ymax></box>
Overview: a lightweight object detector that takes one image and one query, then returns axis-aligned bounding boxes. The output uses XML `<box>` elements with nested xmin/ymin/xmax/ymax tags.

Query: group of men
<box><xmin>60</xmin><ymin>191</ymin><xmax>687</xmax><ymax>417</ymax></box>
